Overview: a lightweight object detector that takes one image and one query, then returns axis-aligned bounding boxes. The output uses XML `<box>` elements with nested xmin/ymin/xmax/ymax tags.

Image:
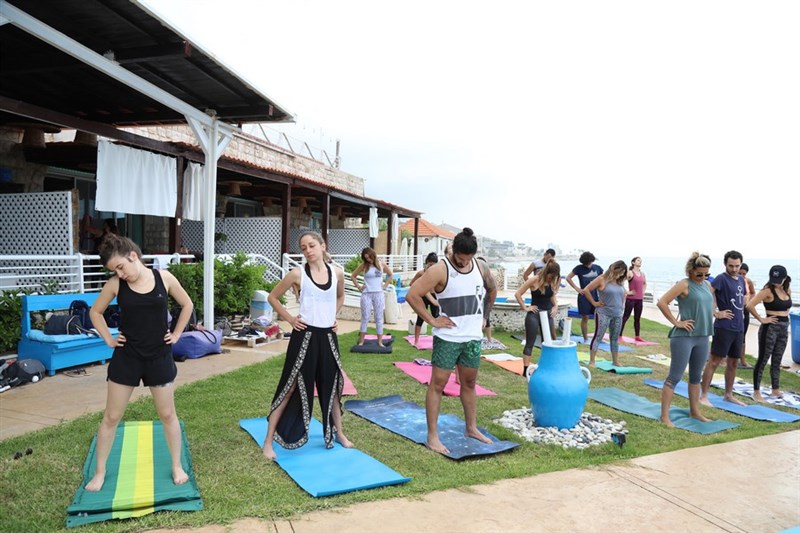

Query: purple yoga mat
<box><xmin>393</xmin><ymin>362</ymin><xmax>496</xmax><ymax>396</ymax></box>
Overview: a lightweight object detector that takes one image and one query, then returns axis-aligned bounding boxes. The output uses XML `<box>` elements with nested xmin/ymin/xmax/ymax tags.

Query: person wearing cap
<box><xmin>746</xmin><ymin>265</ymin><xmax>792</xmax><ymax>401</ymax></box>
<box><xmin>700</xmin><ymin>250</ymin><xmax>748</xmax><ymax>407</ymax></box>
<box><xmin>738</xmin><ymin>263</ymin><xmax>756</xmax><ymax>369</ymax></box>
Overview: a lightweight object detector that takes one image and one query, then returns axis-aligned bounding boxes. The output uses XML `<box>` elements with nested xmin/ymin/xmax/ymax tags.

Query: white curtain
<box><xmin>368</xmin><ymin>207</ymin><xmax>379</xmax><ymax>238</ymax></box>
<box><xmin>182</xmin><ymin>162</ymin><xmax>204</xmax><ymax>221</ymax></box>
<box><xmin>391</xmin><ymin>213</ymin><xmax>399</xmax><ymax>254</ymax></box>
<box><xmin>96</xmin><ymin>140</ymin><xmax>177</xmax><ymax>217</ymax></box>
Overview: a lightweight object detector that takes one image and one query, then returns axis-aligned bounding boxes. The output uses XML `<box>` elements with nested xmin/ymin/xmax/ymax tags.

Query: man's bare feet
<box><xmin>699</xmin><ymin>396</ymin><xmax>713</xmax><ymax>407</ymax></box>
<box><xmin>426</xmin><ymin>437</ymin><xmax>449</xmax><ymax>454</ymax></box>
<box><xmin>173</xmin><ymin>467</ymin><xmax>189</xmax><ymax>485</ymax></box>
<box><xmin>723</xmin><ymin>394</ymin><xmax>746</xmax><ymax>406</ymax></box>
<box><xmin>690</xmin><ymin>413</ymin><xmax>710</xmax><ymax>422</ymax></box>
<box><xmin>85</xmin><ymin>472</ymin><xmax>105</xmax><ymax>492</ymax></box>
<box><xmin>660</xmin><ymin>417</ymin><xmax>675</xmax><ymax>428</ymax></box>
<box><xmin>465</xmin><ymin>428</ymin><xmax>492</xmax><ymax>445</ymax></box>
<box><xmin>262</xmin><ymin>443</ymin><xmax>277</xmax><ymax>461</ymax></box>
<box><xmin>336</xmin><ymin>433</ymin><xmax>354</xmax><ymax>448</ymax></box>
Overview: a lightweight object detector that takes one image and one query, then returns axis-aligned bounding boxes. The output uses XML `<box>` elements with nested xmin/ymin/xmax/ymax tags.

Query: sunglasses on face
<box><xmin>693</xmin><ymin>272</ymin><xmax>710</xmax><ymax>278</ymax></box>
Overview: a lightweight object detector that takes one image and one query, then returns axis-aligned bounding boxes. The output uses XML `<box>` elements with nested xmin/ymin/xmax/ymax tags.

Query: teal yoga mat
<box><xmin>240</xmin><ymin>417</ymin><xmax>410</xmax><ymax>497</ymax></box>
<box><xmin>587</xmin><ymin>388</ymin><xmax>739</xmax><ymax>434</ymax></box>
<box><xmin>595</xmin><ymin>360</ymin><xmax>653</xmax><ymax>374</ymax></box>
<box><xmin>644</xmin><ymin>379</ymin><xmax>800</xmax><ymax>423</ymax></box>
<box><xmin>345</xmin><ymin>395</ymin><xmax>519</xmax><ymax>460</ymax></box>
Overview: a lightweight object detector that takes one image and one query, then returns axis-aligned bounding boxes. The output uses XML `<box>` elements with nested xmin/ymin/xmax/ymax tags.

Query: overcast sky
<box><xmin>142</xmin><ymin>0</ymin><xmax>799</xmax><ymax>260</ymax></box>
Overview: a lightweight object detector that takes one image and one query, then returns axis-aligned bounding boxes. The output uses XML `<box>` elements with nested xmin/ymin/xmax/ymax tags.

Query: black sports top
<box><xmin>530</xmin><ymin>284</ymin><xmax>554</xmax><ymax>311</ymax></box>
<box><xmin>763</xmin><ymin>286</ymin><xmax>793</xmax><ymax>312</ymax></box>
<box><xmin>115</xmin><ymin>268</ymin><xmax>171</xmax><ymax>359</ymax></box>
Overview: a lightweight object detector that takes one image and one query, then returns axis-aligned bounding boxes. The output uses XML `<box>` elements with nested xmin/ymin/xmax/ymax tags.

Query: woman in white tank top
<box><xmin>262</xmin><ymin>232</ymin><xmax>351</xmax><ymax>461</ymax></box>
<box><xmin>351</xmin><ymin>247</ymin><xmax>393</xmax><ymax>347</ymax></box>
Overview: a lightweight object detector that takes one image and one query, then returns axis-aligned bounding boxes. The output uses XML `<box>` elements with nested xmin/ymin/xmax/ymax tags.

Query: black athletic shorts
<box><xmin>107</xmin><ymin>349</ymin><xmax>177</xmax><ymax>387</ymax></box>
<box><xmin>710</xmin><ymin>328</ymin><xmax>743</xmax><ymax>359</ymax></box>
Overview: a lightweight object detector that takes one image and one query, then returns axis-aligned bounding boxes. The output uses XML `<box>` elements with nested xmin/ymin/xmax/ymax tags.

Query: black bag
<box><xmin>69</xmin><ymin>299</ymin><xmax>93</xmax><ymax>330</ymax></box>
<box><xmin>44</xmin><ymin>315</ymin><xmax>89</xmax><ymax>335</ymax></box>
<box><xmin>170</xmin><ymin>306</ymin><xmax>197</xmax><ymax>333</ymax></box>
<box><xmin>0</xmin><ymin>359</ymin><xmax>46</xmax><ymax>388</ymax></box>
<box><xmin>103</xmin><ymin>305</ymin><xmax>121</xmax><ymax>328</ymax></box>
<box><xmin>214</xmin><ymin>317</ymin><xmax>233</xmax><ymax>336</ymax></box>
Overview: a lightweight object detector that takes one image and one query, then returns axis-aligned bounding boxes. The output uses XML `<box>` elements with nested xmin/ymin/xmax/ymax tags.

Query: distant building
<box><xmin>399</xmin><ymin>218</ymin><xmax>456</xmax><ymax>258</ymax></box>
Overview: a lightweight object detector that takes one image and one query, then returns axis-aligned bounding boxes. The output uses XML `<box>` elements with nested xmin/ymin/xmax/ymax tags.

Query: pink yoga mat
<box><xmin>314</xmin><ymin>369</ymin><xmax>357</xmax><ymax>396</ymax></box>
<box><xmin>393</xmin><ymin>362</ymin><xmax>496</xmax><ymax>396</ymax></box>
<box><xmin>404</xmin><ymin>335</ymin><xmax>433</xmax><ymax>350</ymax></box>
<box><xmin>363</xmin><ymin>334</ymin><xmax>393</xmax><ymax>341</ymax></box>
<box><xmin>603</xmin><ymin>333</ymin><xmax>658</xmax><ymax>346</ymax></box>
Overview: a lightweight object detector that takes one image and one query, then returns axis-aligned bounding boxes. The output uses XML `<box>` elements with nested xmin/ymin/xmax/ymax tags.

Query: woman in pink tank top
<box><xmin>621</xmin><ymin>257</ymin><xmax>647</xmax><ymax>341</ymax></box>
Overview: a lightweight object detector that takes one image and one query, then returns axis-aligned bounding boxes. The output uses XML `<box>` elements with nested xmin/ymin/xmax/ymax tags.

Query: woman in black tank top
<box><xmin>515</xmin><ymin>260</ymin><xmax>561</xmax><ymax>376</ymax></box>
<box><xmin>83</xmin><ymin>235</ymin><xmax>195</xmax><ymax>493</ymax></box>
<box><xmin>746</xmin><ymin>266</ymin><xmax>792</xmax><ymax>401</ymax></box>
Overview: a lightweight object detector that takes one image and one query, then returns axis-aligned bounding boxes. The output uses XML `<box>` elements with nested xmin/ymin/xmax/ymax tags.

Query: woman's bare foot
<box><xmin>690</xmin><ymin>412</ymin><xmax>710</xmax><ymax>422</ymax></box>
<box><xmin>262</xmin><ymin>443</ymin><xmax>277</xmax><ymax>461</ymax></box>
<box><xmin>723</xmin><ymin>394</ymin><xmax>746</xmax><ymax>406</ymax></box>
<box><xmin>426</xmin><ymin>437</ymin><xmax>449</xmax><ymax>454</ymax></box>
<box><xmin>377</xmin><ymin>343</ymin><xmax>384</xmax><ymax>348</ymax></box>
<box><xmin>769</xmin><ymin>390</ymin><xmax>782</xmax><ymax>398</ymax></box>
<box><xmin>336</xmin><ymin>433</ymin><xmax>354</xmax><ymax>448</ymax></box>
<box><xmin>699</xmin><ymin>396</ymin><xmax>713</xmax><ymax>407</ymax></box>
<box><xmin>173</xmin><ymin>467</ymin><xmax>189</xmax><ymax>485</ymax></box>
<box><xmin>753</xmin><ymin>392</ymin><xmax>765</xmax><ymax>402</ymax></box>
<box><xmin>85</xmin><ymin>472</ymin><xmax>106</xmax><ymax>492</ymax></box>
<box><xmin>465</xmin><ymin>428</ymin><xmax>492</xmax><ymax>445</ymax></box>
<box><xmin>660</xmin><ymin>417</ymin><xmax>675</xmax><ymax>428</ymax></box>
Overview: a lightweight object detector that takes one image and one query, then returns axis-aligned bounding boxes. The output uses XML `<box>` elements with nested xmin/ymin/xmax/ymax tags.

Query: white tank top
<box><xmin>299</xmin><ymin>263</ymin><xmax>338</xmax><ymax>328</ymax></box>
<box><xmin>363</xmin><ymin>265</ymin><xmax>383</xmax><ymax>292</ymax></box>
<box><xmin>432</xmin><ymin>258</ymin><xmax>485</xmax><ymax>342</ymax></box>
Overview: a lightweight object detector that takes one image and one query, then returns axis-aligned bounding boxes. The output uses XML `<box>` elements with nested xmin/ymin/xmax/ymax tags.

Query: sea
<box><xmin>499</xmin><ymin>256</ymin><xmax>800</xmax><ymax>305</ymax></box>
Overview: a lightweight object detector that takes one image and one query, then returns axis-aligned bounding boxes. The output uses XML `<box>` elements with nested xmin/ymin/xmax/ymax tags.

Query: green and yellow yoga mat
<box><xmin>67</xmin><ymin>421</ymin><xmax>202</xmax><ymax>528</ymax></box>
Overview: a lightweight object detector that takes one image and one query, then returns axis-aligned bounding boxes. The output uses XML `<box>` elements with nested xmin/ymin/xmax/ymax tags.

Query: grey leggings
<box><xmin>359</xmin><ymin>291</ymin><xmax>385</xmax><ymax>334</ymax></box>
<box><xmin>754</xmin><ymin>319</ymin><xmax>789</xmax><ymax>390</ymax></box>
<box><xmin>523</xmin><ymin>311</ymin><xmax>555</xmax><ymax>356</ymax></box>
<box><xmin>590</xmin><ymin>313</ymin><xmax>622</xmax><ymax>354</ymax></box>
<box><xmin>665</xmin><ymin>336</ymin><xmax>709</xmax><ymax>388</ymax></box>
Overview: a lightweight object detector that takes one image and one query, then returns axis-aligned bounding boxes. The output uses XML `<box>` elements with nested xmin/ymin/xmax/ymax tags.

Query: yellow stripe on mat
<box><xmin>112</xmin><ymin>421</ymin><xmax>155</xmax><ymax>518</ymax></box>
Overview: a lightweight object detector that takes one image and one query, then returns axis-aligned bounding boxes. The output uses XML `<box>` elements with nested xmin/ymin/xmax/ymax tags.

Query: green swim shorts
<box><xmin>432</xmin><ymin>337</ymin><xmax>481</xmax><ymax>370</ymax></box>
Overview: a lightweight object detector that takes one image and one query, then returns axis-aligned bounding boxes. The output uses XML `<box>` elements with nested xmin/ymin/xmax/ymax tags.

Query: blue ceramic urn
<box><xmin>527</xmin><ymin>340</ymin><xmax>591</xmax><ymax>429</ymax></box>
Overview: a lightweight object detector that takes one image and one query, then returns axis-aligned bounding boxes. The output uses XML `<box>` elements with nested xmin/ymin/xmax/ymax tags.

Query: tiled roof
<box><xmin>399</xmin><ymin>218</ymin><xmax>456</xmax><ymax>239</ymax></box>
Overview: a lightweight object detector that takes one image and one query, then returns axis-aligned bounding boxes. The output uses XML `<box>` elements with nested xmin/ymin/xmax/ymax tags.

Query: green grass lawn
<box><xmin>1</xmin><ymin>318</ymin><xmax>797</xmax><ymax>532</ymax></box>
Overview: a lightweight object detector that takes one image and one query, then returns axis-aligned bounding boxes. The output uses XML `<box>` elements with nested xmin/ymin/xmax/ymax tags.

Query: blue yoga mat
<box><xmin>570</xmin><ymin>335</ymin><xmax>633</xmax><ymax>352</ymax></box>
<box><xmin>345</xmin><ymin>395</ymin><xmax>519</xmax><ymax>460</ymax></box>
<box><xmin>240</xmin><ymin>417</ymin><xmax>410</xmax><ymax>497</ymax></box>
<box><xmin>644</xmin><ymin>379</ymin><xmax>800</xmax><ymax>423</ymax></box>
<box><xmin>595</xmin><ymin>360</ymin><xmax>653</xmax><ymax>374</ymax></box>
<box><xmin>587</xmin><ymin>387</ymin><xmax>739</xmax><ymax>434</ymax></box>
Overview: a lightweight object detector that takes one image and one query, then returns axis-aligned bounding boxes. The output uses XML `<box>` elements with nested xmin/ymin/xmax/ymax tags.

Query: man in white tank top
<box><xmin>407</xmin><ymin>228</ymin><xmax>497</xmax><ymax>454</ymax></box>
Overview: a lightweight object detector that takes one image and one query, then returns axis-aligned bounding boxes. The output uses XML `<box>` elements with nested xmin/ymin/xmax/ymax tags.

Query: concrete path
<box><xmin>2</xmin><ymin>299</ymin><xmax>798</xmax><ymax>532</ymax></box>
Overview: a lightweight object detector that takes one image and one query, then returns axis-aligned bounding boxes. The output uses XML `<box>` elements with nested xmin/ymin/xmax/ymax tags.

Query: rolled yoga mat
<box><xmin>587</xmin><ymin>388</ymin><xmax>739</xmax><ymax>434</ymax></box>
<box><xmin>345</xmin><ymin>394</ymin><xmax>519</xmax><ymax>460</ymax></box>
<box><xmin>240</xmin><ymin>417</ymin><xmax>410</xmax><ymax>497</ymax></box>
<box><xmin>393</xmin><ymin>362</ymin><xmax>496</xmax><ymax>396</ymax></box>
<box><xmin>67</xmin><ymin>420</ymin><xmax>202</xmax><ymax>528</ymax></box>
<box><xmin>644</xmin><ymin>379</ymin><xmax>800</xmax><ymax>423</ymax></box>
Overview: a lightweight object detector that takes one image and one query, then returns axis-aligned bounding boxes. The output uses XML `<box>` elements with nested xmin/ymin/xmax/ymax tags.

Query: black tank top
<box><xmin>764</xmin><ymin>286</ymin><xmax>792</xmax><ymax>312</ymax></box>
<box><xmin>116</xmin><ymin>268</ymin><xmax>171</xmax><ymax>359</ymax></box>
<box><xmin>530</xmin><ymin>284</ymin><xmax>554</xmax><ymax>311</ymax></box>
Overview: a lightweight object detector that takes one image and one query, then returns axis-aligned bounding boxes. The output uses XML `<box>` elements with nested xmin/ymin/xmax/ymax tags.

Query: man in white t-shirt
<box><xmin>522</xmin><ymin>248</ymin><xmax>556</xmax><ymax>282</ymax></box>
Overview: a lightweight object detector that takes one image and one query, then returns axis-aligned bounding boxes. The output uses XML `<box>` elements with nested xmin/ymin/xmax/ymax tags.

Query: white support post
<box><xmin>187</xmin><ymin>117</ymin><xmax>232</xmax><ymax>327</ymax></box>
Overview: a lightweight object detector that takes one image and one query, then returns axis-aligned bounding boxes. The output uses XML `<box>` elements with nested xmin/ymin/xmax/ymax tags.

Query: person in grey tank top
<box><xmin>656</xmin><ymin>252</ymin><xmax>714</xmax><ymax>427</ymax></box>
<box><xmin>583</xmin><ymin>260</ymin><xmax>628</xmax><ymax>367</ymax></box>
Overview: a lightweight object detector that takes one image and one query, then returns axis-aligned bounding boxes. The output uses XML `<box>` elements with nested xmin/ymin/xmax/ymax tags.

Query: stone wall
<box><xmin>0</xmin><ymin>127</ymin><xmax>48</xmax><ymax>191</ymax></box>
<box><xmin>124</xmin><ymin>125</ymin><xmax>365</xmax><ymax>196</ymax></box>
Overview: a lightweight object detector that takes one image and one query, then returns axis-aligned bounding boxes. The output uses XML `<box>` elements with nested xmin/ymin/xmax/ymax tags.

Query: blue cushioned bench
<box><xmin>18</xmin><ymin>293</ymin><xmax>117</xmax><ymax>376</ymax></box>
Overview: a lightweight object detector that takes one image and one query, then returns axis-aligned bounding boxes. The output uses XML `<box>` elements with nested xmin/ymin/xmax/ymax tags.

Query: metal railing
<box><xmin>282</xmin><ymin>254</ymin><xmax>424</xmax><ymax>275</ymax></box>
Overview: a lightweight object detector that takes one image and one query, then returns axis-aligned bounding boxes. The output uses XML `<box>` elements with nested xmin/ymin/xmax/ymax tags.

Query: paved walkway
<box><xmin>2</xmin><ymin>299</ymin><xmax>798</xmax><ymax>532</ymax></box>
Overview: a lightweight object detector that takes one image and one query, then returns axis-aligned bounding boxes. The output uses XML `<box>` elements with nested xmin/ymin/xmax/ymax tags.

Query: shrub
<box><xmin>0</xmin><ymin>290</ymin><xmax>24</xmax><ymax>353</ymax></box>
<box><xmin>343</xmin><ymin>256</ymin><xmax>361</xmax><ymax>274</ymax></box>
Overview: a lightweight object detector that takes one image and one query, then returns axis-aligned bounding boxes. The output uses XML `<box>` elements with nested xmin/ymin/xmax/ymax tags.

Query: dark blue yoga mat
<box><xmin>570</xmin><ymin>335</ymin><xmax>633</xmax><ymax>352</ymax></box>
<box><xmin>240</xmin><ymin>417</ymin><xmax>410</xmax><ymax>497</ymax></box>
<box><xmin>344</xmin><ymin>395</ymin><xmax>519</xmax><ymax>460</ymax></box>
<box><xmin>587</xmin><ymin>387</ymin><xmax>739</xmax><ymax>434</ymax></box>
<box><xmin>644</xmin><ymin>379</ymin><xmax>800</xmax><ymax>423</ymax></box>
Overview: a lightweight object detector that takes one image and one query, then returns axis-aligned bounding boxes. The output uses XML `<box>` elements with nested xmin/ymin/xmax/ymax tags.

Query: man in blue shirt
<box><xmin>699</xmin><ymin>250</ymin><xmax>748</xmax><ymax>406</ymax></box>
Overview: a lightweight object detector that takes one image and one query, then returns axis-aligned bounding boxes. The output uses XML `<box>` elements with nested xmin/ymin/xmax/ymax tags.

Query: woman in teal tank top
<box><xmin>655</xmin><ymin>252</ymin><xmax>715</xmax><ymax>427</ymax></box>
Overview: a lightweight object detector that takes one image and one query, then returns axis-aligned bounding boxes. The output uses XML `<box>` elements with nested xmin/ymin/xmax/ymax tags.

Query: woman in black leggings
<box><xmin>746</xmin><ymin>265</ymin><xmax>791</xmax><ymax>402</ymax></box>
<box><xmin>515</xmin><ymin>260</ymin><xmax>561</xmax><ymax>377</ymax></box>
